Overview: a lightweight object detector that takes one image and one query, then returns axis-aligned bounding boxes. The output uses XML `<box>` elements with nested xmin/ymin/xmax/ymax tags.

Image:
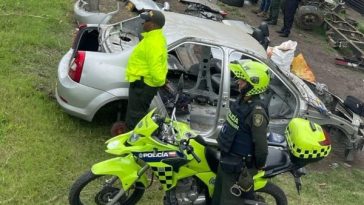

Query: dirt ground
<box><xmin>98</xmin><ymin>0</ymin><xmax>364</xmax><ymax>169</ymax></box>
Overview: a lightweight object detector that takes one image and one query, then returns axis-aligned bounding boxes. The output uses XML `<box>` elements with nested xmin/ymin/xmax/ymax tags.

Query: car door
<box><xmin>158</xmin><ymin>41</ymin><xmax>224</xmax><ymax>136</ymax></box>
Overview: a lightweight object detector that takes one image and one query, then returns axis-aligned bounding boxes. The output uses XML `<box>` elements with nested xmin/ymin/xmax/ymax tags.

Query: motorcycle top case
<box><xmin>285</xmin><ymin>118</ymin><xmax>331</xmax><ymax>164</ymax></box>
<box><xmin>344</xmin><ymin>95</ymin><xmax>364</xmax><ymax>117</ymax></box>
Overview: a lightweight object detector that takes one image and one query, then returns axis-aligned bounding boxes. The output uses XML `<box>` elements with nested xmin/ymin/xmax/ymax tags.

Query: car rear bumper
<box><xmin>55</xmin><ymin>50</ymin><xmax>115</xmax><ymax>121</ymax></box>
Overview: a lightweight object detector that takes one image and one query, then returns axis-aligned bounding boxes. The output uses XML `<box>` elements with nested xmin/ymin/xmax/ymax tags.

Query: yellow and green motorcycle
<box><xmin>69</xmin><ymin>76</ymin><xmax>331</xmax><ymax>205</ymax></box>
<box><xmin>68</xmin><ymin>103</ymin><xmax>331</xmax><ymax>205</ymax></box>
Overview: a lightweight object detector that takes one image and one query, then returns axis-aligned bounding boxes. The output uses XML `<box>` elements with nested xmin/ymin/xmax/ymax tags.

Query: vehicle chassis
<box><xmin>324</xmin><ymin>12</ymin><xmax>364</xmax><ymax>70</ymax></box>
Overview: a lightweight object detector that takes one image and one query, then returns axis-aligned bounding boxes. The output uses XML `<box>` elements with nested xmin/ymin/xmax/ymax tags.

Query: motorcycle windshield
<box><xmin>133</xmin><ymin>109</ymin><xmax>159</xmax><ymax>136</ymax></box>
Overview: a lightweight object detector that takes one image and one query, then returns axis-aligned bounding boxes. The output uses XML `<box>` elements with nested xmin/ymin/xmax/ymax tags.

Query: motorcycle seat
<box><xmin>205</xmin><ymin>146</ymin><xmax>220</xmax><ymax>173</ymax></box>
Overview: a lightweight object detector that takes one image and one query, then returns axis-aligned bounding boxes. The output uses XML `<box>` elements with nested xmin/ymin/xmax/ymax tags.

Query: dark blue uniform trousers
<box><xmin>281</xmin><ymin>0</ymin><xmax>300</xmax><ymax>35</ymax></box>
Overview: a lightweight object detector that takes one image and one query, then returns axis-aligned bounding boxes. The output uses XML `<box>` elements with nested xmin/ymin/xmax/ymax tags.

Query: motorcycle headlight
<box><xmin>128</xmin><ymin>133</ymin><xmax>141</xmax><ymax>143</ymax></box>
<box><xmin>107</xmin><ymin>140</ymin><xmax>120</xmax><ymax>150</ymax></box>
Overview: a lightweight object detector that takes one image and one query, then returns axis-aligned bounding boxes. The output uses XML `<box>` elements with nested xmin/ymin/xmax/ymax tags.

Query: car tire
<box><xmin>295</xmin><ymin>5</ymin><xmax>324</xmax><ymax>30</ymax></box>
<box><xmin>220</xmin><ymin>0</ymin><xmax>244</xmax><ymax>7</ymax></box>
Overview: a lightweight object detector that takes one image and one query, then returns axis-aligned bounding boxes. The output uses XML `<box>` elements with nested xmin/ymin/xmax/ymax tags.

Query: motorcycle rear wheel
<box><xmin>255</xmin><ymin>182</ymin><xmax>287</xmax><ymax>205</ymax></box>
<box><xmin>69</xmin><ymin>170</ymin><xmax>145</xmax><ymax>205</ymax></box>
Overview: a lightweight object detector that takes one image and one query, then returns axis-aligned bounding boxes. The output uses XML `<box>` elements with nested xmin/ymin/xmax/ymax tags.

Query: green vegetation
<box><xmin>0</xmin><ymin>0</ymin><xmax>363</xmax><ymax>204</ymax></box>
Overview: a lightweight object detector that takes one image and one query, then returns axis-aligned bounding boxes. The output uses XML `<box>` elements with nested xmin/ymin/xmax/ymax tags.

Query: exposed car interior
<box><xmin>157</xmin><ymin>43</ymin><xmax>297</xmax><ymax>135</ymax></box>
<box><xmin>159</xmin><ymin>43</ymin><xmax>222</xmax><ymax>134</ymax></box>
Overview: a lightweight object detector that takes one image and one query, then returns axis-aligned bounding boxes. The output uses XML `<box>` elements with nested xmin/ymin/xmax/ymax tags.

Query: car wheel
<box><xmin>295</xmin><ymin>5</ymin><xmax>324</xmax><ymax>30</ymax></box>
<box><xmin>220</xmin><ymin>0</ymin><xmax>244</xmax><ymax>7</ymax></box>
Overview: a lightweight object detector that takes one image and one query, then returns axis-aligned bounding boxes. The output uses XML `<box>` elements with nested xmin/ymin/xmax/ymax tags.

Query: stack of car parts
<box><xmin>324</xmin><ymin>12</ymin><xmax>364</xmax><ymax>71</ymax></box>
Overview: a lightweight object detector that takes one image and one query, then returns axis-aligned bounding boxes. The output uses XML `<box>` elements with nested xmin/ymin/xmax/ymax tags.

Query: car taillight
<box><xmin>68</xmin><ymin>51</ymin><xmax>85</xmax><ymax>83</ymax></box>
<box><xmin>319</xmin><ymin>129</ymin><xmax>331</xmax><ymax>146</ymax></box>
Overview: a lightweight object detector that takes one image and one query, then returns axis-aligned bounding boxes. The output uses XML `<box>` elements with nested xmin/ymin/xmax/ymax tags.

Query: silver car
<box><xmin>56</xmin><ymin>11</ymin><xmax>363</xmax><ymax>160</ymax></box>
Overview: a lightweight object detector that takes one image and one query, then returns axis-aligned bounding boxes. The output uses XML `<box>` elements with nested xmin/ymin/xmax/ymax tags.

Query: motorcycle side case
<box><xmin>285</xmin><ymin>118</ymin><xmax>331</xmax><ymax>166</ymax></box>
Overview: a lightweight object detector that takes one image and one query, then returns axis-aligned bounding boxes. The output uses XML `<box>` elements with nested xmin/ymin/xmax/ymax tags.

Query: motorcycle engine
<box><xmin>164</xmin><ymin>177</ymin><xmax>206</xmax><ymax>205</ymax></box>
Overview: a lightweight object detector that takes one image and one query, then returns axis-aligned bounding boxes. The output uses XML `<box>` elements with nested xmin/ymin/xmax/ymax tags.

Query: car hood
<box><xmin>222</xmin><ymin>20</ymin><xmax>254</xmax><ymax>35</ymax></box>
<box><xmin>278</xmin><ymin>68</ymin><xmax>329</xmax><ymax>114</ymax></box>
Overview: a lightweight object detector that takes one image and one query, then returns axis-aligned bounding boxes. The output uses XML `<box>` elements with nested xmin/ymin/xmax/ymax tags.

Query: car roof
<box><xmin>162</xmin><ymin>11</ymin><xmax>267</xmax><ymax>58</ymax></box>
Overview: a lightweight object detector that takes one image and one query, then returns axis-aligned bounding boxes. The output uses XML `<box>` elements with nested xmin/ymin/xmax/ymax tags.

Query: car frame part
<box><xmin>74</xmin><ymin>0</ymin><xmax>120</xmax><ymax>25</ymax></box>
<box><xmin>324</xmin><ymin>12</ymin><xmax>364</xmax><ymax>72</ymax></box>
<box><xmin>128</xmin><ymin>0</ymin><xmax>164</xmax><ymax>11</ymax></box>
<box><xmin>181</xmin><ymin>0</ymin><xmax>226</xmax><ymax>21</ymax></box>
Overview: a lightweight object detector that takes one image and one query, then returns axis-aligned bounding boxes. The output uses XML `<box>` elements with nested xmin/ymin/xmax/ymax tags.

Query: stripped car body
<box><xmin>56</xmin><ymin>11</ymin><xmax>363</xmax><ymax>160</ymax></box>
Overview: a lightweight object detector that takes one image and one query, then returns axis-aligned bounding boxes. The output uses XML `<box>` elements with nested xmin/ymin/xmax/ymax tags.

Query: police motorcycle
<box><xmin>68</xmin><ymin>77</ymin><xmax>332</xmax><ymax>205</ymax></box>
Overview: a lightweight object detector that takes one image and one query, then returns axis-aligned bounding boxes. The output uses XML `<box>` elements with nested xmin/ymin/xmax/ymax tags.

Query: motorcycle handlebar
<box><xmin>180</xmin><ymin>139</ymin><xmax>201</xmax><ymax>163</ymax></box>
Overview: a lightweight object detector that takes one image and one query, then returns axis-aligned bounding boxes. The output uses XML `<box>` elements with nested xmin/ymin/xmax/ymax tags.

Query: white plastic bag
<box><xmin>270</xmin><ymin>40</ymin><xmax>298</xmax><ymax>72</ymax></box>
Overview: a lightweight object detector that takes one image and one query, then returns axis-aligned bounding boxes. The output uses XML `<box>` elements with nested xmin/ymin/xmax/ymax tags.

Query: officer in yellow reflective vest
<box><xmin>212</xmin><ymin>60</ymin><xmax>270</xmax><ymax>204</ymax></box>
<box><xmin>124</xmin><ymin>10</ymin><xmax>168</xmax><ymax>131</ymax></box>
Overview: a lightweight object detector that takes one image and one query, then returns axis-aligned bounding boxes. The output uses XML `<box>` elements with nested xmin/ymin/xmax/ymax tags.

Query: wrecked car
<box><xmin>56</xmin><ymin>11</ymin><xmax>363</xmax><ymax>160</ymax></box>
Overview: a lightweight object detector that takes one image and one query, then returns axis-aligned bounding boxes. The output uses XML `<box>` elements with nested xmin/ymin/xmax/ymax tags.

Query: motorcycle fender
<box><xmin>91</xmin><ymin>155</ymin><xmax>148</xmax><ymax>191</ymax></box>
<box><xmin>253</xmin><ymin>170</ymin><xmax>268</xmax><ymax>190</ymax></box>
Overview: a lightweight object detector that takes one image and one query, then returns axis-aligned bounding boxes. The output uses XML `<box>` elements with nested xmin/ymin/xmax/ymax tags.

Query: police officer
<box><xmin>277</xmin><ymin>0</ymin><xmax>301</xmax><ymax>37</ymax></box>
<box><xmin>125</xmin><ymin>10</ymin><xmax>168</xmax><ymax>131</ymax></box>
<box><xmin>264</xmin><ymin>0</ymin><xmax>282</xmax><ymax>25</ymax></box>
<box><xmin>211</xmin><ymin>60</ymin><xmax>270</xmax><ymax>204</ymax></box>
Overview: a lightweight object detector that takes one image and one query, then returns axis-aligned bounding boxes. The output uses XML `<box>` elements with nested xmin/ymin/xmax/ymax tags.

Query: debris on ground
<box><xmin>329</xmin><ymin>162</ymin><xmax>339</xmax><ymax>169</ymax></box>
<box><xmin>343</xmin><ymin>162</ymin><xmax>352</xmax><ymax>168</ymax></box>
<box><xmin>269</xmin><ymin>40</ymin><xmax>298</xmax><ymax>72</ymax></box>
<box><xmin>291</xmin><ymin>53</ymin><xmax>316</xmax><ymax>83</ymax></box>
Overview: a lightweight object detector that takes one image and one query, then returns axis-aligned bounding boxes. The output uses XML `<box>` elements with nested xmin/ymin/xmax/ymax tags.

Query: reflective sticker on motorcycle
<box><xmin>133</xmin><ymin>151</ymin><xmax>183</xmax><ymax>162</ymax></box>
<box><xmin>253</xmin><ymin>113</ymin><xmax>264</xmax><ymax>127</ymax></box>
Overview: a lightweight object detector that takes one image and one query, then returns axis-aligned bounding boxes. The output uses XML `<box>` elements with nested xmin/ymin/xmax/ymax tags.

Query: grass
<box><xmin>0</xmin><ymin>0</ymin><xmax>363</xmax><ymax>204</ymax></box>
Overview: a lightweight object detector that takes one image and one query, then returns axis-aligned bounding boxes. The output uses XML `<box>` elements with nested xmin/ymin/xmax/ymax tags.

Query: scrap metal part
<box><xmin>74</xmin><ymin>0</ymin><xmax>119</xmax><ymax>25</ymax></box>
<box><xmin>324</xmin><ymin>12</ymin><xmax>364</xmax><ymax>71</ymax></box>
<box><xmin>181</xmin><ymin>0</ymin><xmax>225</xmax><ymax>21</ymax></box>
<box><xmin>180</xmin><ymin>0</ymin><xmax>221</xmax><ymax>13</ymax></box>
<box><xmin>128</xmin><ymin>0</ymin><xmax>163</xmax><ymax>11</ymax></box>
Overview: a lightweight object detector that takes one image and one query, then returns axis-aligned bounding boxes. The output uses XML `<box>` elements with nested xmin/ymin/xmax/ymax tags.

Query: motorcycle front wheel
<box><xmin>255</xmin><ymin>182</ymin><xmax>288</xmax><ymax>205</ymax></box>
<box><xmin>69</xmin><ymin>170</ymin><xmax>145</xmax><ymax>205</ymax></box>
